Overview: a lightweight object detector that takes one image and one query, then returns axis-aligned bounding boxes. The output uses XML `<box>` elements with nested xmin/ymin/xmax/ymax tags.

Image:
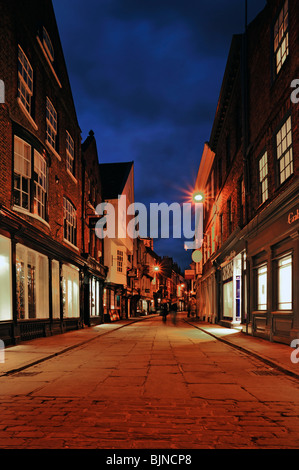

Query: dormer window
<box><xmin>43</xmin><ymin>27</ymin><xmax>54</xmax><ymax>63</ymax></box>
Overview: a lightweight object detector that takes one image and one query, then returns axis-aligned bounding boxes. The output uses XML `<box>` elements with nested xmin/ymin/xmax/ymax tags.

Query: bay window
<box><xmin>14</xmin><ymin>136</ymin><xmax>48</xmax><ymax>221</ymax></box>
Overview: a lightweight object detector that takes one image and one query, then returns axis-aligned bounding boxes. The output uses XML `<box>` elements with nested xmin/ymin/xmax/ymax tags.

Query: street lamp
<box><xmin>192</xmin><ymin>191</ymin><xmax>205</xmax><ymax>203</ymax></box>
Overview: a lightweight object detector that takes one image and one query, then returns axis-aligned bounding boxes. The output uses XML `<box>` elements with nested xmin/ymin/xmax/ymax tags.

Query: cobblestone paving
<box><xmin>0</xmin><ymin>315</ymin><xmax>299</xmax><ymax>449</ymax></box>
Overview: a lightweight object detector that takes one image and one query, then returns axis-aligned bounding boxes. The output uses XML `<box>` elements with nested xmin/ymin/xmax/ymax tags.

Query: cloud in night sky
<box><xmin>52</xmin><ymin>0</ymin><xmax>266</xmax><ymax>271</ymax></box>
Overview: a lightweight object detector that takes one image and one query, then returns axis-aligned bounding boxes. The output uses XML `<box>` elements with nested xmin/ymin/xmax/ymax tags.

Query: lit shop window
<box><xmin>259</xmin><ymin>152</ymin><xmax>269</xmax><ymax>204</ymax></box>
<box><xmin>16</xmin><ymin>244</ymin><xmax>49</xmax><ymax>320</ymax></box>
<box><xmin>274</xmin><ymin>0</ymin><xmax>289</xmax><ymax>75</ymax></box>
<box><xmin>51</xmin><ymin>260</ymin><xmax>60</xmax><ymax>319</ymax></box>
<box><xmin>14</xmin><ymin>136</ymin><xmax>31</xmax><ymax>211</ymax></box>
<box><xmin>46</xmin><ymin>97</ymin><xmax>57</xmax><ymax>150</ymax></box>
<box><xmin>63</xmin><ymin>198</ymin><xmax>77</xmax><ymax>246</ymax></box>
<box><xmin>18</xmin><ymin>45</ymin><xmax>33</xmax><ymax>114</ymax></box>
<box><xmin>276</xmin><ymin>116</ymin><xmax>293</xmax><ymax>185</ymax></box>
<box><xmin>61</xmin><ymin>264</ymin><xmax>79</xmax><ymax>318</ymax></box>
<box><xmin>0</xmin><ymin>236</ymin><xmax>13</xmax><ymax>322</ymax></box>
<box><xmin>117</xmin><ymin>250</ymin><xmax>123</xmax><ymax>273</ymax></box>
<box><xmin>34</xmin><ymin>150</ymin><xmax>47</xmax><ymax>219</ymax></box>
<box><xmin>66</xmin><ymin>131</ymin><xmax>75</xmax><ymax>175</ymax></box>
<box><xmin>43</xmin><ymin>27</ymin><xmax>54</xmax><ymax>63</ymax></box>
<box><xmin>277</xmin><ymin>254</ymin><xmax>292</xmax><ymax>310</ymax></box>
<box><xmin>90</xmin><ymin>277</ymin><xmax>100</xmax><ymax>317</ymax></box>
<box><xmin>257</xmin><ymin>265</ymin><xmax>267</xmax><ymax>310</ymax></box>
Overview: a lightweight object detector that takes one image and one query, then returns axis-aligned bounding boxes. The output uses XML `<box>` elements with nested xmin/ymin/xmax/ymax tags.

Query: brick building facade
<box><xmin>195</xmin><ymin>0</ymin><xmax>299</xmax><ymax>344</ymax></box>
<box><xmin>0</xmin><ymin>0</ymin><xmax>105</xmax><ymax>344</ymax></box>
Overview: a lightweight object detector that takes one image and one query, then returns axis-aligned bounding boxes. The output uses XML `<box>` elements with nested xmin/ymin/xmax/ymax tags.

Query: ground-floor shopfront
<box><xmin>243</xmin><ymin>185</ymin><xmax>299</xmax><ymax>345</ymax></box>
<box><xmin>0</xmin><ymin>209</ymin><xmax>106</xmax><ymax>345</ymax></box>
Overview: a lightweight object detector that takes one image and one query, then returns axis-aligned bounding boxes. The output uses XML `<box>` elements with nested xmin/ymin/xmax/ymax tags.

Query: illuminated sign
<box><xmin>288</xmin><ymin>209</ymin><xmax>299</xmax><ymax>225</ymax></box>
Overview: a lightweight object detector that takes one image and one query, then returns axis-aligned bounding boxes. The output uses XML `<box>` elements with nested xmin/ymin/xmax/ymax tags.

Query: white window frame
<box><xmin>43</xmin><ymin>27</ymin><xmax>54</xmax><ymax>63</ymax></box>
<box><xmin>276</xmin><ymin>116</ymin><xmax>293</xmax><ymax>185</ymax></box>
<box><xmin>259</xmin><ymin>151</ymin><xmax>269</xmax><ymax>204</ymax></box>
<box><xmin>117</xmin><ymin>250</ymin><xmax>123</xmax><ymax>273</ymax></box>
<box><xmin>274</xmin><ymin>0</ymin><xmax>289</xmax><ymax>75</ymax></box>
<box><xmin>14</xmin><ymin>136</ymin><xmax>31</xmax><ymax>211</ymax></box>
<box><xmin>18</xmin><ymin>45</ymin><xmax>33</xmax><ymax>114</ymax></box>
<box><xmin>257</xmin><ymin>265</ymin><xmax>267</xmax><ymax>311</ymax></box>
<box><xmin>63</xmin><ymin>197</ymin><xmax>77</xmax><ymax>246</ymax></box>
<box><xmin>66</xmin><ymin>131</ymin><xmax>75</xmax><ymax>175</ymax></box>
<box><xmin>46</xmin><ymin>97</ymin><xmax>57</xmax><ymax>150</ymax></box>
<box><xmin>34</xmin><ymin>150</ymin><xmax>47</xmax><ymax>220</ymax></box>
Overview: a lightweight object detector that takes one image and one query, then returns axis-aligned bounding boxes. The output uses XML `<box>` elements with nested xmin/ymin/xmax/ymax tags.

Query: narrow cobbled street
<box><xmin>0</xmin><ymin>313</ymin><xmax>299</xmax><ymax>449</ymax></box>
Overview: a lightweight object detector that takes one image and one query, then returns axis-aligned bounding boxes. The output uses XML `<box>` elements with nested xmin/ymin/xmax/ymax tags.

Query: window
<box><xmin>61</xmin><ymin>264</ymin><xmax>79</xmax><ymax>318</ymax></box>
<box><xmin>51</xmin><ymin>260</ymin><xmax>60</xmax><ymax>319</ymax></box>
<box><xmin>117</xmin><ymin>250</ymin><xmax>123</xmax><ymax>273</ymax></box>
<box><xmin>277</xmin><ymin>254</ymin><xmax>292</xmax><ymax>310</ymax></box>
<box><xmin>34</xmin><ymin>150</ymin><xmax>47</xmax><ymax>219</ymax></box>
<box><xmin>66</xmin><ymin>131</ymin><xmax>75</xmax><ymax>175</ymax></box>
<box><xmin>18</xmin><ymin>45</ymin><xmax>33</xmax><ymax>114</ymax></box>
<box><xmin>257</xmin><ymin>265</ymin><xmax>267</xmax><ymax>310</ymax></box>
<box><xmin>63</xmin><ymin>198</ymin><xmax>77</xmax><ymax>246</ymax></box>
<box><xmin>14</xmin><ymin>136</ymin><xmax>31</xmax><ymax>211</ymax></box>
<box><xmin>43</xmin><ymin>27</ymin><xmax>54</xmax><ymax>63</ymax></box>
<box><xmin>46</xmin><ymin>98</ymin><xmax>57</xmax><ymax>150</ymax></box>
<box><xmin>0</xmin><ymin>236</ymin><xmax>13</xmax><ymax>321</ymax></box>
<box><xmin>276</xmin><ymin>116</ymin><xmax>293</xmax><ymax>185</ymax></box>
<box><xmin>274</xmin><ymin>0</ymin><xmax>289</xmax><ymax>75</ymax></box>
<box><xmin>14</xmin><ymin>136</ymin><xmax>48</xmax><ymax>221</ymax></box>
<box><xmin>16</xmin><ymin>244</ymin><xmax>49</xmax><ymax>320</ymax></box>
<box><xmin>259</xmin><ymin>151</ymin><xmax>269</xmax><ymax>204</ymax></box>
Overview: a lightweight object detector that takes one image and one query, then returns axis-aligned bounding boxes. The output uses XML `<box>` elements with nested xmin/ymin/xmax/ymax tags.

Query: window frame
<box><xmin>275</xmin><ymin>114</ymin><xmax>293</xmax><ymax>186</ymax></box>
<box><xmin>273</xmin><ymin>0</ymin><xmax>289</xmax><ymax>76</ymax></box>
<box><xmin>66</xmin><ymin>131</ymin><xmax>75</xmax><ymax>176</ymax></box>
<box><xmin>42</xmin><ymin>27</ymin><xmax>54</xmax><ymax>63</ymax></box>
<box><xmin>18</xmin><ymin>45</ymin><xmax>33</xmax><ymax>115</ymax></box>
<box><xmin>46</xmin><ymin>97</ymin><xmax>58</xmax><ymax>150</ymax></box>
<box><xmin>256</xmin><ymin>264</ymin><xmax>267</xmax><ymax>311</ymax></box>
<box><xmin>117</xmin><ymin>250</ymin><xmax>124</xmax><ymax>273</ymax></box>
<box><xmin>276</xmin><ymin>253</ymin><xmax>292</xmax><ymax>311</ymax></box>
<box><xmin>63</xmin><ymin>197</ymin><xmax>77</xmax><ymax>247</ymax></box>
<box><xmin>258</xmin><ymin>150</ymin><xmax>269</xmax><ymax>205</ymax></box>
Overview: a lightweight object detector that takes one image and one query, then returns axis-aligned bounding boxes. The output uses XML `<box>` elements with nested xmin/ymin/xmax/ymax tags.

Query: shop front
<box><xmin>217</xmin><ymin>248</ymin><xmax>247</xmax><ymax>329</ymax></box>
<box><xmin>0</xmin><ymin>210</ymin><xmax>85</xmax><ymax>345</ymax></box>
<box><xmin>245</xmin><ymin>196</ymin><xmax>299</xmax><ymax>344</ymax></box>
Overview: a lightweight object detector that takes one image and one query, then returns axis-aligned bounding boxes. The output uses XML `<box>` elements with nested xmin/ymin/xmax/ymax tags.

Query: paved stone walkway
<box><xmin>0</xmin><ymin>314</ymin><xmax>299</xmax><ymax>449</ymax></box>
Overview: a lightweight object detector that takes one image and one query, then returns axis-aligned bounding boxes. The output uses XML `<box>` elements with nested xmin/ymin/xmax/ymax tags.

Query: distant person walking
<box><xmin>170</xmin><ymin>297</ymin><xmax>178</xmax><ymax>325</ymax></box>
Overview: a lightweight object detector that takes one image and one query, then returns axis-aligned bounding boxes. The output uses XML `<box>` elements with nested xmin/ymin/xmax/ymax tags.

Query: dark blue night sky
<box><xmin>52</xmin><ymin>0</ymin><xmax>266</xmax><ymax>272</ymax></box>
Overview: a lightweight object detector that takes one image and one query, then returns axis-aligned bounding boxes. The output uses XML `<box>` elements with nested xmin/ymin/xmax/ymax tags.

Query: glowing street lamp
<box><xmin>192</xmin><ymin>191</ymin><xmax>205</xmax><ymax>203</ymax></box>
